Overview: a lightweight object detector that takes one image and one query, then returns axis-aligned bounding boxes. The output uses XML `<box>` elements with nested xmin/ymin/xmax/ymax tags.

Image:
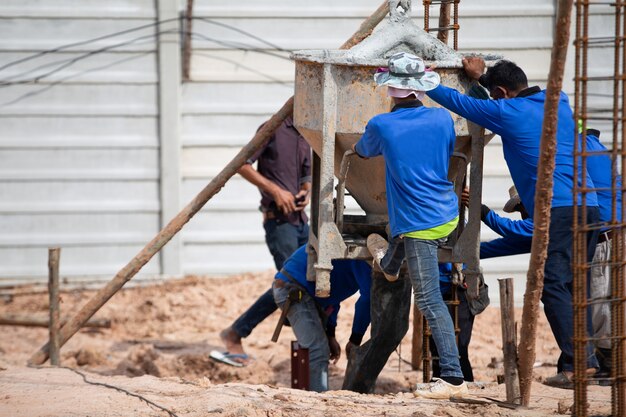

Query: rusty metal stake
<box><xmin>517</xmin><ymin>0</ymin><xmax>574</xmax><ymax>406</ymax></box>
<box><xmin>291</xmin><ymin>341</ymin><xmax>310</xmax><ymax>390</ymax></box>
<box><xmin>48</xmin><ymin>248</ymin><xmax>61</xmax><ymax>366</ymax></box>
<box><xmin>27</xmin><ymin>2</ymin><xmax>392</xmax><ymax>366</ymax></box>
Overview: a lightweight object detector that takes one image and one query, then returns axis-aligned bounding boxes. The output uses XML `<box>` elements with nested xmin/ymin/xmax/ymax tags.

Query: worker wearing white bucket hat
<box><xmin>354</xmin><ymin>52</ymin><xmax>468</xmax><ymax>399</ymax></box>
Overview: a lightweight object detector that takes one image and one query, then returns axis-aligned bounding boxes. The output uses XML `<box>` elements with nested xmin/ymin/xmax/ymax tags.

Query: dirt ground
<box><xmin>0</xmin><ymin>272</ymin><xmax>612</xmax><ymax>416</ymax></box>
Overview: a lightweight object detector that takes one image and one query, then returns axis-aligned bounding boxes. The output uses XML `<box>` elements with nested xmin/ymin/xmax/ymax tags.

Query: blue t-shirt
<box><xmin>355</xmin><ymin>101</ymin><xmax>458</xmax><ymax>237</ymax></box>
<box><xmin>275</xmin><ymin>245</ymin><xmax>372</xmax><ymax>337</ymax></box>
<box><xmin>427</xmin><ymin>85</ymin><xmax>598</xmax><ymax>216</ymax></box>
<box><xmin>585</xmin><ymin>134</ymin><xmax>622</xmax><ymax>225</ymax></box>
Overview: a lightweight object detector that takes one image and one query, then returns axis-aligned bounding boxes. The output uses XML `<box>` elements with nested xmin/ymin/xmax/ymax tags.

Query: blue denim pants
<box><xmin>381</xmin><ymin>236</ymin><xmax>464</xmax><ymax>379</ymax></box>
<box><xmin>232</xmin><ymin>220</ymin><xmax>309</xmax><ymax>338</ymax></box>
<box><xmin>273</xmin><ymin>280</ymin><xmax>330</xmax><ymax>392</ymax></box>
<box><xmin>544</xmin><ymin>206</ymin><xmax>600</xmax><ymax>372</ymax></box>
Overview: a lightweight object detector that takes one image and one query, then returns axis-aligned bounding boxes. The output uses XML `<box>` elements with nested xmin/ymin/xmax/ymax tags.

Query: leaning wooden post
<box><xmin>28</xmin><ymin>2</ymin><xmax>391</xmax><ymax>366</ymax></box>
<box><xmin>499</xmin><ymin>278</ymin><xmax>520</xmax><ymax>404</ymax></box>
<box><xmin>517</xmin><ymin>0</ymin><xmax>574</xmax><ymax>405</ymax></box>
<box><xmin>48</xmin><ymin>248</ymin><xmax>61</xmax><ymax>366</ymax></box>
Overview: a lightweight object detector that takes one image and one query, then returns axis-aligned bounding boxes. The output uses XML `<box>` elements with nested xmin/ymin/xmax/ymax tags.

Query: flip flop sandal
<box><xmin>209</xmin><ymin>350</ymin><xmax>249</xmax><ymax>367</ymax></box>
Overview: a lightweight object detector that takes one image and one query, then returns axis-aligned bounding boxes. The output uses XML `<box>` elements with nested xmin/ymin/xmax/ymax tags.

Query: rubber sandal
<box><xmin>209</xmin><ymin>350</ymin><xmax>249</xmax><ymax>367</ymax></box>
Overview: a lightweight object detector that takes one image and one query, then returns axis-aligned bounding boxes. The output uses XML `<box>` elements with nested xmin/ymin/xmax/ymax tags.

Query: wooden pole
<box><xmin>517</xmin><ymin>0</ymin><xmax>574</xmax><ymax>406</ymax></box>
<box><xmin>181</xmin><ymin>0</ymin><xmax>194</xmax><ymax>81</ymax></box>
<box><xmin>499</xmin><ymin>278</ymin><xmax>520</xmax><ymax>404</ymax></box>
<box><xmin>0</xmin><ymin>314</ymin><xmax>110</xmax><ymax>328</ymax></box>
<box><xmin>437</xmin><ymin>0</ymin><xmax>451</xmax><ymax>45</ymax></box>
<box><xmin>48</xmin><ymin>248</ymin><xmax>61</xmax><ymax>366</ymax></box>
<box><xmin>411</xmin><ymin>307</ymin><xmax>423</xmax><ymax>370</ymax></box>
<box><xmin>28</xmin><ymin>2</ymin><xmax>391</xmax><ymax>366</ymax></box>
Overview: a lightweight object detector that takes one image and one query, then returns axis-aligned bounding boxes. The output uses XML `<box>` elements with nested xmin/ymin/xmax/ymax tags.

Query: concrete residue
<box><xmin>291</xmin><ymin>0</ymin><xmax>501</xmax><ymax>68</ymax></box>
<box><xmin>389</xmin><ymin>0</ymin><xmax>411</xmax><ymax>23</ymax></box>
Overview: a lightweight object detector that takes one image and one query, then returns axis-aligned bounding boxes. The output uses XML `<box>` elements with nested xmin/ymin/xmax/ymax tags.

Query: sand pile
<box><xmin>0</xmin><ymin>272</ymin><xmax>612</xmax><ymax>416</ymax></box>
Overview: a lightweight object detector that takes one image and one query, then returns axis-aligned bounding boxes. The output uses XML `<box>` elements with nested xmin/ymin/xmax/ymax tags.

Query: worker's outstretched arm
<box><xmin>482</xmin><ymin>208</ymin><xmax>534</xmax><ymax>239</ymax></box>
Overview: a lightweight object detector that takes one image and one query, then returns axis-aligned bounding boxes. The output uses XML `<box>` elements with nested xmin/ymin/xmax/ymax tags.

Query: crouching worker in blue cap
<box><xmin>353</xmin><ymin>52</ymin><xmax>468</xmax><ymax>399</ymax></box>
<box><xmin>272</xmin><ymin>245</ymin><xmax>372</xmax><ymax>392</ymax></box>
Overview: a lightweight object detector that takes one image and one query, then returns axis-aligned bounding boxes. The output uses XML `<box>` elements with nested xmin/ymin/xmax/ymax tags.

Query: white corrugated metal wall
<box><xmin>0</xmin><ymin>0</ymin><xmax>162</xmax><ymax>284</ymax></box>
<box><xmin>0</xmin><ymin>1</ymin><xmax>616</xmax><ymax>303</ymax></box>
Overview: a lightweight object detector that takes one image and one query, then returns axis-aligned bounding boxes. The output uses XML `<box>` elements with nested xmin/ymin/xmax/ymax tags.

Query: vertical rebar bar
<box><xmin>423</xmin><ymin>0</ymin><xmax>431</xmax><ymax>32</ymax></box>
<box><xmin>411</xmin><ymin>308</ymin><xmax>423</xmax><ymax>370</ymax></box>
<box><xmin>574</xmin><ymin>2</ymin><xmax>591</xmax><ymax>414</ymax></box>
<box><xmin>453</xmin><ymin>0</ymin><xmax>459</xmax><ymax>50</ymax></box>
<box><xmin>422</xmin><ymin>318</ymin><xmax>431</xmax><ymax>383</ymax></box>
<box><xmin>615</xmin><ymin>4</ymin><xmax>626</xmax><ymax>414</ymax></box>
<box><xmin>574</xmin><ymin>1</ymin><xmax>626</xmax><ymax>415</ymax></box>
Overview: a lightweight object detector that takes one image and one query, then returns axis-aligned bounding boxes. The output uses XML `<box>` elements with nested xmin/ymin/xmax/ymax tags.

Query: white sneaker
<box><xmin>366</xmin><ymin>234</ymin><xmax>398</xmax><ymax>282</ymax></box>
<box><xmin>413</xmin><ymin>378</ymin><xmax>468</xmax><ymax>399</ymax></box>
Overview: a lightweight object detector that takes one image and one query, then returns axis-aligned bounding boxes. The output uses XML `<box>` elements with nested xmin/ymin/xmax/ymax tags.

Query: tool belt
<box><xmin>271</xmin><ymin>269</ymin><xmax>330</xmax><ymax>343</ymax></box>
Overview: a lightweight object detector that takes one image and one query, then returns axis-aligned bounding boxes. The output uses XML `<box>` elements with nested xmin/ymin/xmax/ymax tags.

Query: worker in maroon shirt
<box><xmin>217</xmin><ymin>116</ymin><xmax>311</xmax><ymax>365</ymax></box>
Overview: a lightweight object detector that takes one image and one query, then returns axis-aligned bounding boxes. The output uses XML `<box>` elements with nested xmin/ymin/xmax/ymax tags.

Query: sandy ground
<box><xmin>0</xmin><ymin>272</ymin><xmax>612</xmax><ymax>417</ymax></box>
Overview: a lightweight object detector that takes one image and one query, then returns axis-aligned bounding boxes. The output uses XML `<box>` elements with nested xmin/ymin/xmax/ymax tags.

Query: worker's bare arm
<box><xmin>238</xmin><ymin>163</ymin><xmax>297</xmax><ymax>214</ymax></box>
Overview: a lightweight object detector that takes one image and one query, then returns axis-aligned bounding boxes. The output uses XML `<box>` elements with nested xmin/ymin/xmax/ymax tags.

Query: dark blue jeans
<box><xmin>430</xmin><ymin>284</ymin><xmax>475</xmax><ymax>381</ymax></box>
<box><xmin>231</xmin><ymin>220</ymin><xmax>309</xmax><ymax>338</ymax></box>
<box><xmin>381</xmin><ymin>236</ymin><xmax>464</xmax><ymax>379</ymax></box>
<box><xmin>544</xmin><ymin>206</ymin><xmax>600</xmax><ymax>372</ymax></box>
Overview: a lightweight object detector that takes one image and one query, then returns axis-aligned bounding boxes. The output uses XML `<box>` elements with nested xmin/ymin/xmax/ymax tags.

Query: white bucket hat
<box><xmin>374</xmin><ymin>52</ymin><xmax>440</xmax><ymax>91</ymax></box>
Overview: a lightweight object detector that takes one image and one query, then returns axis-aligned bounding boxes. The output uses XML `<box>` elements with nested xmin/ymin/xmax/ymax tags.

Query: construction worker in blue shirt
<box><xmin>272</xmin><ymin>245</ymin><xmax>372</xmax><ymax>392</ymax></box>
<box><xmin>582</xmin><ymin>129</ymin><xmax>622</xmax><ymax>379</ymax></box>
<box><xmin>428</xmin><ymin>57</ymin><xmax>601</xmax><ymax>387</ymax></box>
<box><xmin>354</xmin><ymin>52</ymin><xmax>468</xmax><ymax>399</ymax></box>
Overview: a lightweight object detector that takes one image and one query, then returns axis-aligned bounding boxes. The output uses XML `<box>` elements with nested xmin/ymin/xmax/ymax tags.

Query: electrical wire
<box><xmin>0</xmin><ymin>31</ymin><xmax>174</xmax><ymax>87</ymax></box>
<box><xmin>193</xmin><ymin>51</ymin><xmax>292</xmax><ymax>86</ymax></box>
<box><xmin>0</xmin><ymin>18</ymin><xmax>178</xmax><ymax>73</ymax></box>
<box><xmin>194</xmin><ymin>17</ymin><xmax>291</xmax><ymax>52</ymax></box>
<box><xmin>0</xmin><ymin>15</ymin><xmax>291</xmax><ymax>79</ymax></box>
<box><xmin>188</xmin><ymin>32</ymin><xmax>291</xmax><ymax>61</ymax></box>
<box><xmin>0</xmin><ymin>51</ymin><xmax>154</xmax><ymax>108</ymax></box>
<box><xmin>0</xmin><ymin>30</ymin><xmax>290</xmax><ymax>88</ymax></box>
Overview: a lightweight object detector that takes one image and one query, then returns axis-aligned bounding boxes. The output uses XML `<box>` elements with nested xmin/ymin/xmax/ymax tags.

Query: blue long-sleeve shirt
<box><xmin>355</xmin><ymin>100</ymin><xmax>458</xmax><ymax>237</ymax></box>
<box><xmin>275</xmin><ymin>245</ymin><xmax>372</xmax><ymax>338</ymax></box>
<box><xmin>428</xmin><ymin>85</ymin><xmax>598</xmax><ymax>217</ymax></box>
<box><xmin>479</xmin><ymin>210</ymin><xmax>533</xmax><ymax>259</ymax></box>
<box><xmin>585</xmin><ymin>134</ymin><xmax>622</xmax><ymax>225</ymax></box>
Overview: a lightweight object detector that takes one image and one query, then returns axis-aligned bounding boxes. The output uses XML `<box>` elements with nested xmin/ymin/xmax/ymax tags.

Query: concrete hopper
<box><xmin>292</xmin><ymin>2</ymin><xmax>495</xmax><ymax>298</ymax></box>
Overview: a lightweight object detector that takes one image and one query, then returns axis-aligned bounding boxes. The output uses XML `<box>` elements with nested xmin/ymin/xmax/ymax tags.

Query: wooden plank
<box><xmin>0</xmin><ymin>313</ymin><xmax>111</xmax><ymax>328</ymax></box>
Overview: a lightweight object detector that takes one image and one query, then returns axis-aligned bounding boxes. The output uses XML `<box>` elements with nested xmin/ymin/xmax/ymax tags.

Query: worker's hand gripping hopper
<box><xmin>292</xmin><ymin>0</ymin><xmax>494</xmax><ymax>301</ymax></box>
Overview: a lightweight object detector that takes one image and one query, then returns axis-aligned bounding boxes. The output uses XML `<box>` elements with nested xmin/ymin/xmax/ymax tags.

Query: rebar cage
<box><xmin>573</xmin><ymin>1</ymin><xmax>626</xmax><ymax>416</ymax></box>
